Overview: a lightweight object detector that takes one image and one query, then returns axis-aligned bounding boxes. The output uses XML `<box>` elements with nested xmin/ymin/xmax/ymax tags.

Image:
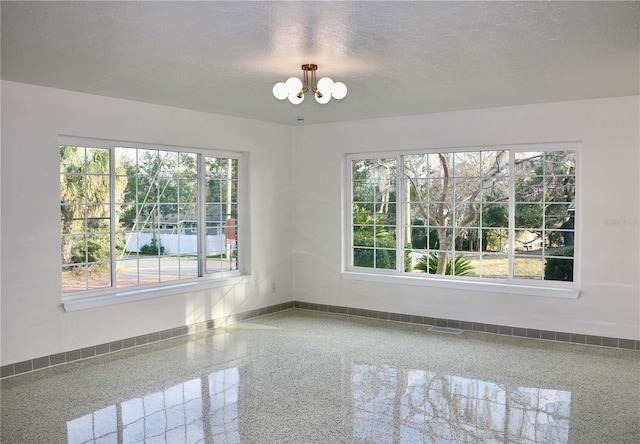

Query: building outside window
<box><xmin>60</xmin><ymin>138</ymin><xmax>242</xmax><ymax>296</ymax></box>
<box><xmin>348</xmin><ymin>144</ymin><xmax>577</xmax><ymax>289</ymax></box>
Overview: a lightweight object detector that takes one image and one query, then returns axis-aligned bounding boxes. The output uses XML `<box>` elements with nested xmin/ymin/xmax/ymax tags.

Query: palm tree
<box><xmin>60</xmin><ymin>146</ymin><xmax>118</xmax><ymax>266</ymax></box>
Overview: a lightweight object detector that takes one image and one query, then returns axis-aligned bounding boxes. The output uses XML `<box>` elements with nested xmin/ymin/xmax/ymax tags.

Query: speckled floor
<box><xmin>1</xmin><ymin>310</ymin><xmax>638</xmax><ymax>444</ymax></box>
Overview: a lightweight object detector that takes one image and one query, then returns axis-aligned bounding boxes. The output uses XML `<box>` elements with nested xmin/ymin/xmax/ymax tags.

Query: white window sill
<box><xmin>62</xmin><ymin>275</ymin><xmax>250</xmax><ymax>312</ymax></box>
<box><xmin>341</xmin><ymin>271</ymin><xmax>580</xmax><ymax>299</ymax></box>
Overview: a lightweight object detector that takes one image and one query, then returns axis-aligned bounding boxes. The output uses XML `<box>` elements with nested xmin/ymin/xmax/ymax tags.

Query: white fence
<box><xmin>124</xmin><ymin>232</ymin><xmax>230</xmax><ymax>256</ymax></box>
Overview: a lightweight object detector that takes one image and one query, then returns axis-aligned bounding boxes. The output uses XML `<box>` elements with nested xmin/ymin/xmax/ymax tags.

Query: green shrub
<box><xmin>414</xmin><ymin>252</ymin><xmax>473</xmax><ymax>276</ymax></box>
<box><xmin>544</xmin><ymin>247</ymin><xmax>574</xmax><ymax>281</ymax></box>
<box><xmin>70</xmin><ymin>234</ymin><xmax>110</xmax><ymax>265</ymax></box>
<box><xmin>140</xmin><ymin>238</ymin><xmax>165</xmax><ymax>255</ymax></box>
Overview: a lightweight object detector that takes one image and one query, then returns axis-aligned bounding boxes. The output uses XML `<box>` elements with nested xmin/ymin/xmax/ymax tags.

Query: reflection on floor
<box><xmin>1</xmin><ymin>310</ymin><xmax>638</xmax><ymax>443</ymax></box>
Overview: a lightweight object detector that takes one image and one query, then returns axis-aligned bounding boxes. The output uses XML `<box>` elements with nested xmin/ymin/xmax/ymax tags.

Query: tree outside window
<box><xmin>349</xmin><ymin>146</ymin><xmax>576</xmax><ymax>283</ymax></box>
<box><xmin>60</xmin><ymin>142</ymin><xmax>240</xmax><ymax>294</ymax></box>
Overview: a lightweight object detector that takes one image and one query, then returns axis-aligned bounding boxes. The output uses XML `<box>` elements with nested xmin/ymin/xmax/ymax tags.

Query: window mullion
<box><xmin>508</xmin><ymin>150</ymin><xmax>515</xmax><ymax>280</ymax></box>
<box><xmin>397</xmin><ymin>154</ymin><xmax>405</xmax><ymax>272</ymax></box>
<box><xmin>109</xmin><ymin>146</ymin><xmax>117</xmax><ymax>289</ymax></box>
<box><xmin>197</xmin><ymin>154</ymin><xmax>206</xmax><ymax>277</ymax></box>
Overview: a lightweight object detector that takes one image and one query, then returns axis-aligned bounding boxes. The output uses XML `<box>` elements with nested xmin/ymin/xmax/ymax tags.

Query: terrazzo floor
<box><xmin>1</xmin><ymin>310</ymin><xmax>639</xmax><ymax>444</ymax></box>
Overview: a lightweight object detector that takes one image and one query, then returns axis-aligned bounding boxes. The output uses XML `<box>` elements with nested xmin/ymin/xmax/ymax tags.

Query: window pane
<box><xmin>60</xmin><ymin>173</ymin><xmax>86</xmax><ymax>205</ymax></box>
<box><xmin>545</xmin><ymin>204</ymin><xmax>574</xmax><ymax>229</ymax></box>
<box><xmin>407</xmin><ymin>223</ymin><xmax>431</xmax><ymax>250</ymax></box>
<box><xmin>546</xmin><ymin>231</ymin><xmax>574</xmax><ymax>249</ymax></box>
<box><xmin>514</xmin><ymin>256</ymin><xmax>543</xmax><ymax>280</ymax></box>
<box><xmin>544</xmin><ymin>255</ymin><xmax>574</xmax><ymax>282</ymax></box>
<box><xmin>479</xmin><ymin>254</ymin><xmax>509</xmax><ymax>278</ymax></box>
<box><xmin>404</xmin><ymin>154</ymin><xmax>429</xmax><ymax>178</ymax></box>
<box><xmin>515</xmin><ymin>204</ymin><xmax>543</xmax><ymax>229</ymax></box>
<box><xmin>453</xmin><ymin>203</ymin><xmax>481</xmax><ymax>228</ymax></box>
<box><xmin>353</xmin><ymin>248</ymin><xmax>374</xmax><ymax>268</ymax></box>
<box><xmin>482</xmin><ymin>229</ymin><xmax>509</xmax><ymax>253</ymax></box>
<box><xmin>454</xmin><ymin>179</ymin><xmax>482</xmax><ymax>202</ymax></box>
<box><xmin>426</xmin><ymin>178</ymin><xmax>446</xmax><ymax>199</ymax></box>
<box><xmin>376</xmin><ymin>249</ymin><xmax>396</xmax><ymax>269</ymax></box>
<box><xmin>179</xmin><ymin>152</ymin><xmax>198</xmax><ymax>178</ymax></box>
<box><xmin>139</xmin><ymin>256</ymin><xmax>160</xmax><ymax>285</ymax></box>
<box><xmin>375</xmin><ymin>226</ymin><xmax>396</xmax><ymax>247</ymax></box>
<box><xmin>116</xmin><ymin>257</ymin><xmax>139</xmax><ymax>288</ymax></box>
<box><xmin>515</xmin><ymin>179</ymin><xmax>544</xmax><ymax>202</ymax></box>
<box><xmin>86</xmin><ymin>175</ymin><xmax>110</xmax><ymax>205</ymax></box>
<box><xmin>480</xmin><ymin>150</ymin><xmax>509</xmax><ymax>176</ymax></box>
<box><xmin>206</xmin><ymin>203</ymin><xmax>224</xmax><ymax>223</ymax></box>
<box><xmin>483</xmin><ymin>178</ymin><xmax>509</xmax><ymax>201</ymax></box>
<box><xmin>454</xmin><ymin>152</ymin><xmax>481</xmax><ymax>176</ymax></box>
<box><xmin>87</xmin><ymin>265</ymin><xmax>111</xmax><ymax>290</ymax></box>
<box><xmin>86</xmin><ymin>231</ymin><xmax>110</xmax><ymax>260</ymax></box>
<box><xmin>178</xmin><ymin>179</ymin><xmax>197</xmax><ymax>203</ymax></box>
<box><xmin>61</xmin><ymin>233</ymin><xmax>86</xmax><ymax>263</ymax></box>
<box><xmin>455</xmin><ymin>228</ymin><xmax>481</xmax><ymax>252</ymax></box>
<box><xmin>178</xmin><ymin>256</ymin><xmax>198</xmax><ymax>279</ymax></box>
<box><xmin>206</xmin><ymin>245</ymin><xmax>237</xmax><ymax>274</ymax></box>
<box><xmin>453</xmin><ymin>253</ymin><xmax>477</xmax><ymax>276</ymax></box>
<box><xmin>62</xmin><ymin>264</ymin><xmax>88</xmax><ymax>292</ymax></box>
<box><xmin>514</xmin><ymin>152</ymin><xmax>544</xmax><ymax>176</ymax></box>
<box><xmin>160</xmin><ymin>257</ymin><xmax>180</xmax><ymax>282</ymax></box>
<box><xmin>158</xmin><ymin>204</ymin><xmax>177</xmax><ymax>226</ymax></box>
<box><xmin>428</xmin><ymin>153</ymin><xmax>452</xmax><ymax>178</ymax></box>
<box><xmin>545</xmin><ymin>151</ymin><xmax>575</xmax><ymax>175</ymax></box>
<box><xmin>482</xmin><ymin>203</ymin><xmax>508</xmax><ymax>228</ymax></box>
<box><xmin>353</xmin><ymin>180</ymin><xmax>375</xmax><ymax>202</ymax></box>
<box><xmin>354</xmin><ymin>226</ymin><xmax>375</xmax><ymax>247</ymax></box>
<box><xmin>61</xmin><ymin>205</ymin><xmax>85</xmax><ymax>234</ymax></box>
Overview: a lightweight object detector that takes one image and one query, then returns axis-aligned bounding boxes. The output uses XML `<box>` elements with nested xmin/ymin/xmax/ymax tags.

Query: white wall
<box><xmin>1</xmin><ymin>81</ymin><xmax>293</xmax><ymax>365</ymax></box>
<box><xmin>2</xmin><ymin>81</ymin><xmax>638</xmax><ymax>367</ymax></box>
<box><xmin>292</xmin><ymin>96</ymin><xmax>640</xmax><ymax>340</ymax></box>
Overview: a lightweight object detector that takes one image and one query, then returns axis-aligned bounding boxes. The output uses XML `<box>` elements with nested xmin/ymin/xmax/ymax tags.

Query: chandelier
<box><xmin>273</xmin><ymin>64</ymin><xmax>347</xmax><ymax>104</ymax></box>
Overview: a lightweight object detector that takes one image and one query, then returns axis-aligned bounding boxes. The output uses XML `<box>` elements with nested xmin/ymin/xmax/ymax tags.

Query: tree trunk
<box><xmin>61</xmin><ymin>219</ymin><xmax>74</xmax><ymax>265</ymax></box>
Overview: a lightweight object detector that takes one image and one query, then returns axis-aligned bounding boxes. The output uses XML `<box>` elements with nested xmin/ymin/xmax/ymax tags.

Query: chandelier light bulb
<box><xmin>273</xmin><ymin>82</ymin><xmax>288</xmax><ymax>100</ymax></box>
<box><xmin>315</xmin><ymin>92</ymin><xmax>331</xmax><ymax>104</ymax></box>
<box><xmin>332</xmin><ymin>82</ymin><xmax>347</xmax><ymax>100</ymax></box>
<box><xmin>285</xmin><ymin>77</ymin><xmax>303</xmax><ymax>95</ymax></box>
<box><xmin>273</xmin><ymin>64</ymin><xmax>347</xmax><ymax>105</ymax></box>
<box><xmin>317</xmin><ymin>77</ymin><xmax>334</xmax><ymax>95</ymax></box>
<box><xmin>288</xmin><ymin>92</ymin><xmax>304</xmax><ymax>105</ymax></box>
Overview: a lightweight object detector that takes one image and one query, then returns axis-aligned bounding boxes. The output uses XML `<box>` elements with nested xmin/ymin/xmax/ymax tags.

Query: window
<box><xmin>60</xmin><ymin>139</ymin><xmax>242</xmax><ymax>296</ymax></box>
<box><xmin>348</xmin><ymin>145</ymin><xmax>577</xmax><ymax>292</ymax></box>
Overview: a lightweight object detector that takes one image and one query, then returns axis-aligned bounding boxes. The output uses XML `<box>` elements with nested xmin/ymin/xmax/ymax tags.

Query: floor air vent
<box><xmin>429</xmin><ymin>326</ymin><xmax>464</xmax><ymax>334</ymax></box>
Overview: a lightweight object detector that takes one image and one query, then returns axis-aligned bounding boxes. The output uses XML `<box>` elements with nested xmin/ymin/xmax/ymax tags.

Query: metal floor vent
<box><xmin>429</xmin><ymin>326</ymin><xmax>464</xmax><ymax>335</ymax></box>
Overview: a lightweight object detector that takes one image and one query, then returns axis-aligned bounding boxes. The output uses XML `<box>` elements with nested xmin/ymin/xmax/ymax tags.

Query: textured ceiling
<box><xmin>2</xmin><ymin>1</ymin><xmax>639</xmax><ymax>125</ymax></box>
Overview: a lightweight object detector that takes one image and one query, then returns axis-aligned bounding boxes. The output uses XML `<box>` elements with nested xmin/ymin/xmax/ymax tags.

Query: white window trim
<box><xmin>341</xmin><ymin>271</ymin><xmax>579</xmax><ymax>298</ymax></box>
<box><xmin>59</xmin><ymin>136</ymin><xmax>250</xmax><ymax>310</ymax></box>
<box><xmin>62</xmin><ymin>275</ymin><xmax>250</xmax><ymax>312</ymax></box>
<box><xmin>344</xmin><ymin>142</ymin><xmax>581</xmax><ymax>299</ymax></box>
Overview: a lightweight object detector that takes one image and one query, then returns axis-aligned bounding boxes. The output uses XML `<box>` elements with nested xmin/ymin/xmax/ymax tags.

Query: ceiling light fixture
<box><xmin>273</xmin><ymin>64</ymin><xmax>347</xmax><ymax>105</ymax></box>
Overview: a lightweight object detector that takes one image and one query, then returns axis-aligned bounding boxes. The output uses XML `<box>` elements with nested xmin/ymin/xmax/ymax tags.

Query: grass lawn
<box><xmin>410</xmin><ymin>252</ymin><xmax>545</xmax><ymax>279</ymax></box>
<box><xmin>468</xmin><ymin>255</ymin><xmax>543</xmax><ymax>279</ymax></box>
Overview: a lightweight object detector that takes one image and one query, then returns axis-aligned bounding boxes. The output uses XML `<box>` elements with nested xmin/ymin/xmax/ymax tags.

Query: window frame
<box><xmin>59</xmin><ymin>136</ymin><xmax>249</xmax><ymax>311</ymax></box>
<box><xmin>344</xmin><ymin>143</ymin><xmax>580</xmax><ymax>299</ymax></box>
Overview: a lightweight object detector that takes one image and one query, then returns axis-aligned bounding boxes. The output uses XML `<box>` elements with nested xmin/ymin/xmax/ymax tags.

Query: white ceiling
<box><xmin>2</xmin><ymin>1</ymin><xmax>639</xmax><ymax>126</ymax></box>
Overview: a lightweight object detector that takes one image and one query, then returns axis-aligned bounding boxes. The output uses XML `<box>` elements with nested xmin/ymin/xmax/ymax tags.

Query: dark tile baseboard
<box><xmin>3</xmin><ymin>300</ymin><xmax>637</xmax><ymax>379</ymax></box>
<box><xmin>293</xmin><ymin>301</ymin><xmax>640</xmax><ymax>351</ymax></box>
<box><xmin>1</xmin><ymin>301</ymin><xmax>295</xmax><ymax>379</ymax></box>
